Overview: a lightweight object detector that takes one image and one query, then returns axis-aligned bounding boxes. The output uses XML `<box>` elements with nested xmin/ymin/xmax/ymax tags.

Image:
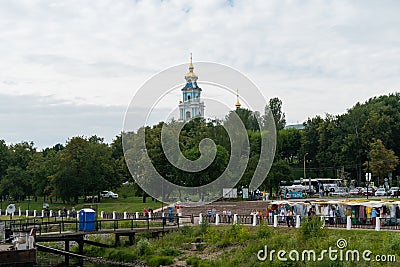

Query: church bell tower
<box><xmin>179</xmin><ymin>54</ymin><xmax>205</xmax><ymax>121</ymax></box>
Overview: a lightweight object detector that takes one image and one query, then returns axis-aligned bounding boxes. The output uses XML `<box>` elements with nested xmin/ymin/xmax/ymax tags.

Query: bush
<box><xmin>180</xmin><ymin>225</ymin><xmax>194</xmax><ymax>237</ymax></box>
<box><xmin>136</xmin><ymin>238</ymin><xmax>152</xmax><ymax>256</ymax></box>
<box><xmin>147</xmin><ymin>255</ymin><xmax>174</xmax><ymax>266</ymax></box>
<box><xmin>107</xmin><ymin>249</ymin><xmax>138</xmax><ymax>262</ymax></box>
<box><xmin>257</xmin><ymin>223</ymin><xmax>271</xmax><ymax>238</ymax></box>
<box><xmin>186</xmin><ymin>256</ymin><xmax>200</xmax><ymax>267</ymax></box>
<box><xmin>158</xmin><ymin>247</ymin><xmax>181</xmax><ymax>256</ymax></box>
<box><xmin>228</xmin><ymin>223</ymin><xmax>251</xmax><ymax>243</ymax></box>
<box><xmin>300</xmin><ymin>216</ymin><xmax>326</xmax><ymax>240</ymax></box>
<box><xmin>216</xmin><ymin>235</ymin><xmax>231</xmax><ymax>248</ymax></box>
<box><xmin>199</xmin><ymin>219</ymin><xmax>210</xmax><ymax>234</ymax></box>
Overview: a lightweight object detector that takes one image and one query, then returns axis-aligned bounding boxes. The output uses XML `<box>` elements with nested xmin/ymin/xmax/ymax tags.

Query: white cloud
<box><xmin>0</xmin><ymin>0</ymin><xmax>399</xmax><ymax>145</ymax></box>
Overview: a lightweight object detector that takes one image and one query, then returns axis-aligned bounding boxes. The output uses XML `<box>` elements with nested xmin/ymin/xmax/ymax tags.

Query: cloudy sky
<box><xmin>1</xmin><ymin>0</ymin><xmax>399</xmax><ymax>148</ymax></box>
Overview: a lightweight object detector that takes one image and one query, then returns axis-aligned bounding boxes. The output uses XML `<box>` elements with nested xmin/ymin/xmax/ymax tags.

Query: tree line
<box><xmin>0</xmin><ymin>94</ymin><xmax>399</xmax><ymax>203</ymax></box>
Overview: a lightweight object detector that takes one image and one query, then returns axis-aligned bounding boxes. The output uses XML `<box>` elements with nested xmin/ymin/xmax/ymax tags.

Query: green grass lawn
<box><xmin>0</xmin><ymin>185</ymin><xmax>162</xmax><ymax>214</ymax></box>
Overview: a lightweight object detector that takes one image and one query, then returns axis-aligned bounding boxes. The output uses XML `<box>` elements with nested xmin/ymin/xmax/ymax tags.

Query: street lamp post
<box><xmin>304</xmin><ymin>153</ymin><xmax>310</xmax><ymax>194</ymax></box>
<box><xmin>161</xmin><ymin>178</ymin><xmax>164</xmax><ymax>217</ymax></box>
<box><xmin>366</xmin><ymin>151</ymin><xmax>370</xmax><ymax>200</ymax></box>
<box><xmin>366</xmin><ymin>172</ymin><xmax>371</xmax><ymax>200</ymax></box>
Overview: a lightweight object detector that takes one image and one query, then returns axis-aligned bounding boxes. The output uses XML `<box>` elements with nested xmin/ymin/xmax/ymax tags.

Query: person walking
<box><xmin>286</xmin><ymin>209</ymin><xmax>293</xmax><ymax>227</ymax></box>
<box><xmin>371</xmin><ymin>207</ymin><xmax>379</xmax><ymax>225</ymax></box>
<box><xmin>329</xmin><ymin>208</ymin><xmax>335</xmax><ymax>225</ymax></box>
<box><xmin>258</xmin><ymin>210</ymin><xmax>263</xmax><ymax>224</ymax></box>
<box><xmin>227</xmin><ymin>210</ymin><xmax>232</xmax><ymax>223</ymax></box>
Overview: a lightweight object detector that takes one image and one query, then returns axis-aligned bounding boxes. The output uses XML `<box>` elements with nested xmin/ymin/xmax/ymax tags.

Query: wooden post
<box><xmin>115</xmin><ymin>234</ymin><xmax>120</xmax><ymax>247</ymax></box>
<box><xmin>129</xmin><ymin>233</ymin><xmax>135</xmax><ymax>245</ymax></box>
<box><xmin>65</xmin><ymin>240</ymin><xmax>70</xmax><ymax>265</ymax></box>
<box><xmin>78</xmin><ymin>236</ymin><xmax>84</xmax><ymax>266</ymax></box>
<box><xmin>78</xmin><ymin>240</ymin><xmax>84</xmax><ymax>254</ymax></box>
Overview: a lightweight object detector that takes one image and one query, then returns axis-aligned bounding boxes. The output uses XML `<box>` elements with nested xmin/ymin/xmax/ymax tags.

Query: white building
<box><xmin>179</xmin><ymin>54</ymin><xmax>205</xmax><ymax>121</ymax></box>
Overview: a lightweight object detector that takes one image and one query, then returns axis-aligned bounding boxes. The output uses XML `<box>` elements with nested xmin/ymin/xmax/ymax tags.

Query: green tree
<box><xmin>84</xmin><ymin>137</ymin><xmax>120</xmax><ymax>199</ymax></box>
<box><xmin>227</xmin><ymin>108</ymin><xmax>260</xmax><ymax>131</ymax></box>
<box><xmin>299</xmin><ymin>116</ymin><xmax>323</xmax><ymax>177</ymax></box>
<box><xmin>55</xmin><ymin>136</ymin><xmax>119</xmax><ymax>204</ymax></box>
<box><xmin>1</xmin><ymin>141</ymin><xmax>36</xmax><ymax>200</ymax></box>
<box><xmin>0</xmin><ymin>166</ymin><xmax>30</xmax><ymax>201</ymax></box>
<box><xmin>265</xmin><ymin>97</ymin><xmax>286</xmax><ymax>131</ymax></box>
<box><xmin>277</xmin><ymin>128</ymin><xmax>302</xmax><ymax>163</ymax></box>
<box><xmin>264</xmin><ymin>159</ymin><xmax>292</xmax><ymax>195</ymax></box>
<box><xmin>8</xmin><ymin>141</ymin><xmax>36</xmax><ymax>170</ymax></box>
<box><xmin>366</xmin><ymin>139</ymin><xmax>399</xmax><ymax>185</ymax></box>
<box><xmin>27</xmin><ymin>148</ymin><xmax>59</xmax><ymax>202</ymax></box>
<box><xmin>0</xmin><ymin>140</ymin><xmax>9</xmax><ymax>179</ymax></box>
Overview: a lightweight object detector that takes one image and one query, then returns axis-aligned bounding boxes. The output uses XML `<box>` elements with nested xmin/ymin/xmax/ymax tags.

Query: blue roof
<box><xmin>182</xmin><ymin>82</ymin><xmax>202</xmax><ymax>91</ymax></box>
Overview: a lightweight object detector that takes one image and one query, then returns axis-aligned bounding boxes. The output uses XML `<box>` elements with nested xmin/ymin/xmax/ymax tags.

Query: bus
<box><xmin>292</xmin><ymin>178</ymin><xmax>343</xmax><ymax>193</ymax></box>
<box><xmin>280</xmin><ymin>185</ymin><xmax>308</xmax><ymax>199</ymax></box>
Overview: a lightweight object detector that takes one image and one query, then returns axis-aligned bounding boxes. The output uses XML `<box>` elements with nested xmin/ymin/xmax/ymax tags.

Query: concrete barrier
<box><xmin>346</xmin><ymin>216</ymin><xmax>351</xmax><ymax>230</ymax></box>
<box><xmin>376</xmin><ymin>217</ymin><xmax>381</xmax><ymax>231</ymax></box>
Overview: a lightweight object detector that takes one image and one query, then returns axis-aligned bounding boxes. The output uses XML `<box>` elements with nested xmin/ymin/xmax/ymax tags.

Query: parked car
<box><xmin>349</xmin><ymin>188</ymin><xmax>361</xmax><ymax>196</ymax></box>
<box><xmin>374</xmin><ymin>188</ymin><xmax>387</xmax><ymax>197</ymax></box>
<box><xmin>330</xmin><ymin>187</ymin><xmax>349</xmax><ymax>197</ymax></box>
<box><xmin>100</xmin><ymin>191</ymin><xmax>119</xmax><ymax>199</ymax></box>
<box><xmin>361</xmin><ymin>187</ymin><xmax>375</xmax><ymax>196</ymax></box>
<box><xmin>388</xmin><ymin>187</ymin><xmax>400</xmax><ymax>197</ymax></box>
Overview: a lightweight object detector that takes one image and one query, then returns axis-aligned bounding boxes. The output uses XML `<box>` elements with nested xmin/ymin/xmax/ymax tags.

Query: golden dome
<box><xmin>189</xmin><ymin>53</ymin><xmax>194</xmax><ymax>71</ymax></box>
<box><xmin>235</xmin><ymin>89</ymin><xmax>241</xmax><ymax>109</ymax></box>
<box><xmin>185</xmin><ymin>53</ymin><xmax>198</xmax><ymax>79</ymax></box>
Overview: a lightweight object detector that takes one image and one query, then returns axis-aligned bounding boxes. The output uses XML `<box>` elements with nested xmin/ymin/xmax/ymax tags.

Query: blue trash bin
<box><xmin>79</xmin><ymin>208</ymin><xmax>96</xmax><ymax>231</ymax></box>
<box><xmin>168</xmin><ymin>207</ymin><xmax>173</xmax><ymax>222</ymax></box>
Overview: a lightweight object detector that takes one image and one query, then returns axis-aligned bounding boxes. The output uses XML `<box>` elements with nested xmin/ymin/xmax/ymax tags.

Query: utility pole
<box><xmin>366</xmin><ymin>150</ymin><xmax>370</xmax><ymax>200</ymax></box>
<box><xmin>304</xmin><ymin>153</ymin><xmax>310</xmax><ymax>194</ymax></box>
